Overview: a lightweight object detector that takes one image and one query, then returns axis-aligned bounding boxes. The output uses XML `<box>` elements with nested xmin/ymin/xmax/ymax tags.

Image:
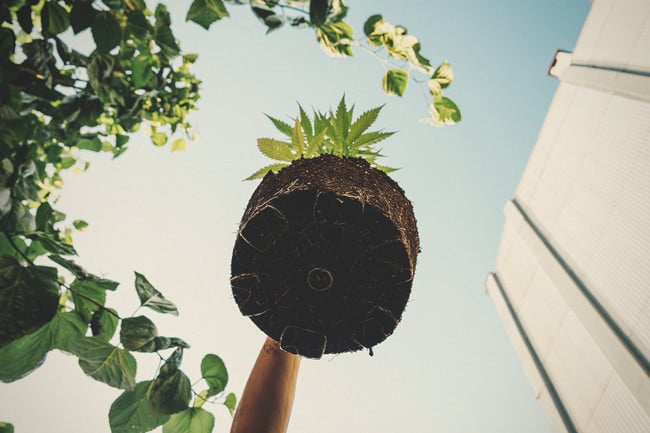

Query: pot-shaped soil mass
<box><xmin>231</xmin><ymin>154</ymin><xmax>419</xmax><ymax>358</ymax></box>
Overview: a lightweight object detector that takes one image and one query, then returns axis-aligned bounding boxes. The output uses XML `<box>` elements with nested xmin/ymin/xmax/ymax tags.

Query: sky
<box><xmin>0</xmin><ymin>1</ymin><xmax>591</xmax><ymax>432</ymax></box>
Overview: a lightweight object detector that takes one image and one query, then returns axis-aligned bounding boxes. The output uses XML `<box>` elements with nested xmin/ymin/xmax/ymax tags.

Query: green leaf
<box><xmin>298</xmin><ymin>104</ymin><xmax>313</xmax><ymax>139</ymax></box>
<box><xmin>201</xmin><ymin>353</ymin><xmax>228</xmax><ymax>397</ymax></box>
<box><xmin>291</xmin><ymin>119</ymin><xmax>305</xmax><ymax>156</ymax></box>
<box><xmin>148</xmin><ymin>349</ymin><xmax>192</xmax><ymax>416</ymax></box>
<box><xmin>70</xmin><ymin>279</ymin><xmax>107</xmax><ymax>321</ymax></box>
<box><xmin>224</xmin><ymin>392</ymin><xmax>237</xmax><ymax>416</ymax></box>
<box><xmin>0</xmin><ymin>422</ymin><xmax>13</xmax><ymax>433</ymax></box>
<box><xmin>134</xmin><ymin>272</ymin><xmax>179</xmax><ymax>316</ymax></box>
<box><xmin>0</xmin><ymin>323</ymin><xmax>50</xmax><ymax>382</ymax></box>
<box><xmin>348</xmin><ymin>105</ymin><xmax>382</xmax><ymax>145</ymax></box>
<box><xmin>162</xmin><ymin>408</ymin><xmax>214</xmax><ymax>433</ymax></box>
<box><xmin>244</xmin><ymin>163</ymin><xmax>288</xmax><ymax>181</ymax></box>
<box><xmin>265</xmin><ymin>114</ymin><xmax>293</xmax><ymax>137</ymax></box>
<box><xmin>186</xmin><ymin>0</ymin><xmax>229</xmax><ymax>30</ymax></box>
<box><xmin>92</xmin><ymin>12</ymin><xmax>122</xmax><ymax>54</ymax></box>
<box><xmin>363</xmin><ymin>14</ymin><xmax>383</xmax><ymax>36</ymax></box>
<box><xmin>309</xmin><ymin>0</ymin><xmax>329</xmax><ymax>26</ymax></box>
<box><xmin>91</xmin><ymin>308</ymin><xmax>119</xmax><ymax>341</ymax></box>
<box><xmin>17</xmin><ymin>5</ymin><xmax>33</xmax><ymax>34</ymax></box>
<box><xmin>73</xmin><ymin>219</ymin><xmax>89</xmax><ymax>231</ymax></box>
<box><xmin>71</xmin><ymin>337</ymin><xmax>137</xmax><ymax>390</ymax></box>
<box><xmin>352</xmin><ymin>131</ymin><xmax>394</xmax><ymax>149</ymax></box>
<box><xmin>431</xmin><ymin>60</ymin><xmax>454</xmax><ymax>89</ymax></box>
<box><xmin>193</xmin><ymin>389</ymin><xmax>210</xmax><ymax>408</ymax></box>
<box><xmin>171</xmin><ymin>138</ymin><xmax>187</xmax><ymax>152</ymax></box>
<box><xmin>110</xmin><ymin>381</ymin><xmax>170</xmax><ymax>433</ymax></box>
<box><xmin>49</xmin><ymin>312</ymin><xmax>87</xmax><ymax>352</ymax></box>
<box><xmin>382</xmin><ymin>68</ymin><xmax>409</xmax><ymax>96</ymax></box>
<box><xmin>70</xmin><ymin>1</ymin><xmax>96</xmax><ymax>34</ymax></box>
<box><xmin>155</xmin><ymin>26</ymin><xmax>180</xmax><ymax>59</ymax></box>
<box><xmin>132</xmin><ymin>56</ymin><xmax>154</xmax><ymax>88</ymax></box>
<box><xmin>305</xmin><ymin>129</ymin><xmax>327</xmax><ymax>157</ymax></box>
<box><xmin>0</xmin><ymin>263</ymin><xmax>59</xmax><ymax>348</ymax></box>
<box><xmin>257</xmin><ymin>138</ymin><xmax>295</xmax><ymax>162</ymax></box>
<box><xmin>76</xmin><ymin>137</ymin><xmax>102</xmax><ymax>151</ymax></box>
<box><xmin>42</xmin><ymin>2</ymin><xmax>70</xmax><ymax>36</ymax></box>
<box><xmin>120</xmin><ymin>316</ymin><xmax>158</xmax><ymax>351</ymax></box>
<box><xmin>127</xmin><ymin>9</ymin><xmax>151</xmax><ymax>38</ymax></box>
<box><xmin>316</xmin><ymin>22</ymin><xmax>354</xmax><ymax>57</ymax></box>
<box><xmin>427</xmin><ymin>96</ymin><xmax>461</xmax><ymax>126</ymax></box>
<box><xmin>151</xmin><ymin>132</ymin><xmax>168</xmax><ymax>146</ymax></box>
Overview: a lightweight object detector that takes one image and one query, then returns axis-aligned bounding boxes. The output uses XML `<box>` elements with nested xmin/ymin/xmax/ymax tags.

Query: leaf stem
<box><xmin>5</xmin><ymin>234</ymin><xmax>35</xmax><ymax>266</ymax></box>
<box><xmin>63</xmin><ymin>282</ymin><xmax>122</xmax><ymax>320</ymax></box>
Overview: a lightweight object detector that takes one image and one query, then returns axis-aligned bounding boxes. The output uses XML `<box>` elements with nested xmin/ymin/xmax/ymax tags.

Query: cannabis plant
<box><xmin>246</xmin><ymin>97</ymin><xmax>396</xmax><ymax>180</ymax></box>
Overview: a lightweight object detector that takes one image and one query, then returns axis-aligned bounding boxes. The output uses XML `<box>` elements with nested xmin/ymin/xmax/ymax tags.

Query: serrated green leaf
<box><xmin>162</xmin><ymin>408</ymin><xmax>214</xmax><ymax>433</ymax></box>
<box><xmin>305</xmin><ymin>129</ymin><xmax>327</xmax><ymax>157</ymax></box>
<box><xmin>350</xmin><ymin>131</ymin><xmax>395</xmax><ymax>151</ymax></box>
<box><xmin>201</xmin><ymin>354</ymin><xmax>228</xmax><ymax>397</ymax></box>
<box><xmin>373</xmin><ymin>163</ymin><xmax>399</xmax><ymax>173</ymax></box>
<box><xmin>186</xmin><ymin>0</ymin><xmax>229</xmax><ymax>30</ymax></box>
<box><xmin>265</xmin><ymin>114</ymin><xmax>293</xmax><ymax>137</ymax></box>
<box><xmin>298</xmin><ymin>104</ymin><xmax>313</xmax><ymax>139</ymax></box>
<box><xmin>0</xmin><ymin>422</ymin><xmax>14</xmax><ymax>433</ymax></box>
<box><xmin>109</xmin><ymin>381</ymin><xmax>170</xmax><ymax>433</ymax></box>
<box><xmin>348</xmin><ymin>105</ymin><xmax>382</xmax><ymax>145</ymax></box>
<box><xmin>382</xmin><ymin>68</ymin><xmax>409</xmax><ymax>96</ymax></box>
<box><xmin>134</xmin><ymin>272</ymin><xmax>179</xmax><ymax>316</ymax></box>
<box><xmin>92</xmin><ymin>12</ymin><xmax>121</xmax><ymax>54</ymax></box>
<box><xmin>224</xmin><ymin>392</ymin><xmax>237</xmax><ymax>416</ymax></box>
<box><xmin>71</xmin><ymin>337</ymin><xmax>137</xmax><ymax>390</ymax></box>
<box><xmin>257</xmin><ymin>138</ymin><xmax>295</xmax><ymax>162</ymax></box>
<box><xmin>334</xmin><ymin>95</ymin><xmax>349</xmax><ymax>142</ymax></box>
<box><xmin>291</xmin><ymin>119</ymin><xmax>304</xmax><ymax>156</ymax></box>
<box><xmin>244</xmin><ymin>163</ymin><xmax>288</xmax><ymax>181</ymax></box>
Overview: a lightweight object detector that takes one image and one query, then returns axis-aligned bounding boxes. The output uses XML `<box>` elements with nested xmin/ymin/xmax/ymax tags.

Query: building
<box><xmin>486</xmin><ymin>1</ymin><xmax>650</xmax><ymax>432</ymax></box>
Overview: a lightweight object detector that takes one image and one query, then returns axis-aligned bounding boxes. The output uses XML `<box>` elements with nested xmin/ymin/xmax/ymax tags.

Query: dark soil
<box><xmin>231</xmin><ymin>155</ymin><xmax>419</xmax><ymax>358</ymax></box>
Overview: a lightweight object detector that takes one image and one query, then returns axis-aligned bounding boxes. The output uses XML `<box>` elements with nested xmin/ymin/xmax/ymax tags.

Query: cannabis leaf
<box><xmin>246</xmin><ymin>96</ymin><xmax>396</xmax><ymax>180</ymax></box>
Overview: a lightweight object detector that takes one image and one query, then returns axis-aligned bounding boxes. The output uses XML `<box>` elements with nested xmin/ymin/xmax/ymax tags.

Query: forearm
<box><xmin>230</xmin><ymin>337</ymin><xmax>301</xmax><ymax>433</ymax></box>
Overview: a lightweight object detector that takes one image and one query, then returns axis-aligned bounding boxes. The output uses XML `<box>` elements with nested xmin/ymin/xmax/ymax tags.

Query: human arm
<box><xmin>230</xmin><ymin>337</ymin><xmax>301</xmax><ymax>433</ymax></box>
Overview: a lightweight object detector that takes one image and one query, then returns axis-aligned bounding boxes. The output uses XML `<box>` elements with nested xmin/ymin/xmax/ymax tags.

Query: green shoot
<box><xmin>246</xmin><ymin>96</ymin><xmax>396</xmax><ymax>180</ymax></box>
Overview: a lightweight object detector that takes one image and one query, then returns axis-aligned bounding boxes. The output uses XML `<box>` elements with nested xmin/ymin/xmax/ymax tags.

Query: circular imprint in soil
<box><xmin>231</xmin><ymin>189</ymin><xmax>413</xmax><ymax>359</ymax></box>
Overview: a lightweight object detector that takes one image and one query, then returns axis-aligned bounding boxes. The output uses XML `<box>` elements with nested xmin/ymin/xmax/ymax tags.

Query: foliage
<box><xmin>1</xmin><ymin>0</ymin><xmax>459</xmax><ymax>432</ymax></box>
<box><xmin>247</xmin><ymin>96</ymin><xmax>396</xmax><ymax>179</ymax></box>
<box><xmin>203</xmin><ymin>1</ymin><xmax>461</xmax><ymax>124</ymax></box>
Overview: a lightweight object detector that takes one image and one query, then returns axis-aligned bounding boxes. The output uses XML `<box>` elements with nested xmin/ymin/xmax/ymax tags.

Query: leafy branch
<box><xmin>188</xmin><ymin>0</ymin><xmax>461</xmax><ymax>125</ymax></box>
<box><xmin>246</xmin><ymin>96</ymin><xmax>395</xmax><ymax>180</ymax></box>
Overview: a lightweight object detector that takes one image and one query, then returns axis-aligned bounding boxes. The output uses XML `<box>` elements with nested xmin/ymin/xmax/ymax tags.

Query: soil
<box><xmin>231</xmin><ymin>154</ymin><xmax>419</xmax><ymax>358</ymax></box>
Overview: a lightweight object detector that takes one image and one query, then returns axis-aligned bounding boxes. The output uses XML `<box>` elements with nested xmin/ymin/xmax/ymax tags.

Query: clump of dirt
<box><xmin>231</xmin><ymin>155</ymin><xmax>419</xmax><ymax>358</ymax></box>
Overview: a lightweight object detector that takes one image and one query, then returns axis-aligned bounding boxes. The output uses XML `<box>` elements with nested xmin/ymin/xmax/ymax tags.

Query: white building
<box><xmin>487</xmin><ymin>1</ymin><xmax>650</xmax><ymax>432</ymax></box>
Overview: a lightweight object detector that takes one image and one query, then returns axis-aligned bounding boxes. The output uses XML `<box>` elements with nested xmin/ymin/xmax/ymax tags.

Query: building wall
<box><xmin>488</xmin><ymin>1</ymin><xmax>650</xmax><ymax>432</ymax></box>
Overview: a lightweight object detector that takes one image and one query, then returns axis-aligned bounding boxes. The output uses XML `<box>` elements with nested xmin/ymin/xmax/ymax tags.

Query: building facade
<box><xmin>487</xmin><ymin>1</ymin><xmax>650</xmax><ymax>432</ymax></box>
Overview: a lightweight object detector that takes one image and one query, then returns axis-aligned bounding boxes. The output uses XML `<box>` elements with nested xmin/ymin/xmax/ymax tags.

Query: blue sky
<box><xmin>0</xmin><ymin>1</ymin><xmax>591</xmax><ymax>432</ymax></box>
